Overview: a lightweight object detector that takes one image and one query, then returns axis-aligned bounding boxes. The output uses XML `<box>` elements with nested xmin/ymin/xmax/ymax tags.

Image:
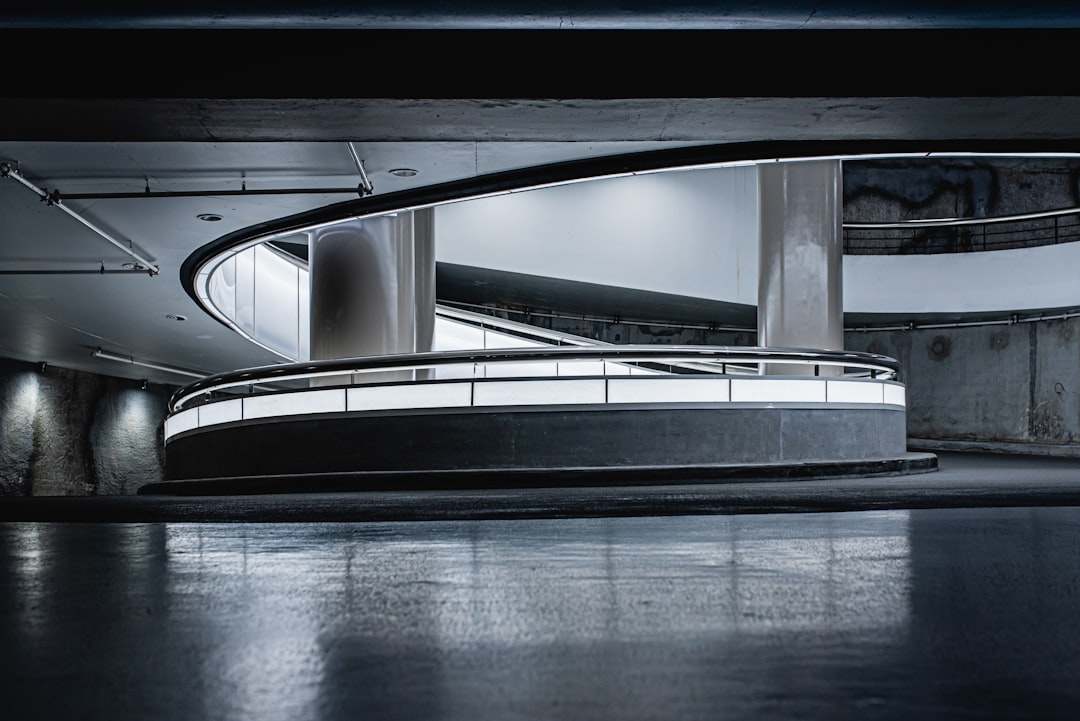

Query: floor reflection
<box><xmin>0</xmin><ymin>508</ymin><xmax>1078</xmax><ymax>720</ymax></box>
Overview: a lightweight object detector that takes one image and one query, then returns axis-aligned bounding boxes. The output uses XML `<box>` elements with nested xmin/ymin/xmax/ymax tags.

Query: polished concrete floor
<box><xmin>2</xmin><ymin>452</ymin><xmax>1080</xmax><ymax>720</ymax></box>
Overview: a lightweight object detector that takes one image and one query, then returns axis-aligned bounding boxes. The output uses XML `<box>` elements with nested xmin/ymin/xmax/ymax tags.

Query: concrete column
<box><xmin>757</xmin><ymin>159</ymin><xmax>843</xmax><ymax>375</ymax></box>
<box><xmin>308</xmin><ymin>209</ymin><xmax>435</xmax><ymax>383</ymax></box>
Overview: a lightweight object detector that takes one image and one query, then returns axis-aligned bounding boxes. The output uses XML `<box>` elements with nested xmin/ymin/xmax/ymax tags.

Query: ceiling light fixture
<box><xmin>389</xmin><ymin>168</ymin><xmax>418</xmax><ymax>178</ymax></box>
<box><xmin>93</xmin><ymin>348</ymin><xmax>205</xmax><ymax>379</ymax></box>
<box><xmin>197</xmin><ymin>213</ymin><xmax>223</xmax><ymax>222</ymax></box>
<box><xmin>166</xmin><ymin>314</ymin><xmax>187</xmax><ymax>321</ymax></box>
<box><xmin>122</xmin><ymin>262</ymin><xmax>146</xmax><ymax>270</ymax></box>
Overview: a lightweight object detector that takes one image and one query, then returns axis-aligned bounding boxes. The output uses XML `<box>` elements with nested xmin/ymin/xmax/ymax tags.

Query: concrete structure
<box><xmin>309</xmin><ymin>212</ymin><xmax>435</xmax><ymax>364</ymax></box>
<box><xmin>4</xmin><ymin>6</ymin><xmax>1080</xmax><ymax>721</ymax></box>
<box><xmin>757</xmin><ymin>159</ymin><xmax>844</xmax><ymax>373</ymax></box>
<box><xmin>150</xmin><ymin>157</ymin><xmax>918</xmax><ymax>490</ymax></box>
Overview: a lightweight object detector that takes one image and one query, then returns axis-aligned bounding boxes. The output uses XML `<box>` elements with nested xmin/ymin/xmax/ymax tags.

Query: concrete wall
<box><xmin>534</xmin><ymin>306</ymin><xmax>1080</xmax><ymax>453</ymax></box>
<box><xmin>845</xmin><ymin>318</ymin><xmax>1080</xmax><ymax>450</ymax></box>
<box><xmin>843</xmin><ymin>157</ymin><xmax>1080</xmax><ymax>222</ymax></box>
<box><xmin>0</xmin><ymin>358</ymin><xmax>172</xmax><ymax>496</ymax></box>
<box><xmin>436</xmin><ymin>165</ymin><xmax>761</xmax><ymax>307</ymax></box>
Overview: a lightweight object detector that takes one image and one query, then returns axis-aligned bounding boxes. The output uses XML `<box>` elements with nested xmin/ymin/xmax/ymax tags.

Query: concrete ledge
<box><xmin>16</xmin><ymin>451</ymin><xmax>1080</xmax><ymax>523</ymax></box>
<box><xmin>909</xmin><ymin>438</ymin><xmax>1080</xmax><ymax>458</ymax></box>
<box><xmin>142</xmin><ymin>453</ymin><xmax>938</xmax><ymax>496</ymax></box>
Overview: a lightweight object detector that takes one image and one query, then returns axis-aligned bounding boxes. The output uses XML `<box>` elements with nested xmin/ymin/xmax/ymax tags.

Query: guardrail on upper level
<box><xmin>844</xmin><ymin>206</ymin><xmax>1080</xmax><ymax>255</ymax></box>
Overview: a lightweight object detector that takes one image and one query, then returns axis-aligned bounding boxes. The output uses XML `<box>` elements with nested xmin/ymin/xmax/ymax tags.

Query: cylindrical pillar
<box><xmin>308</xmin><ymin>209</ymin><xmax>435</xmax><ymax>384</ymax></box>
<box><xmin>757</xmin><ymin>159</ymin><xmax>843</xmax><ymax>375</ymax></box>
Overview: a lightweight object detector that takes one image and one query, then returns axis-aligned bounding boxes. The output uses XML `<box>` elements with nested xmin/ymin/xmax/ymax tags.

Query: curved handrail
<box><xmin>168</xmin><ymin>345</ymin><xmax>900</xmax><ymax>413</ymax></box>
<box><xmin>845</xmin><ymin>206</ymin><xmax>1080</xmax><ymax>255</ymax></box>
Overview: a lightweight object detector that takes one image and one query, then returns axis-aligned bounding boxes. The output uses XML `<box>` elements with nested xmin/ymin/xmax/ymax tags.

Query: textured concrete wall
<box><xmin>0</xmin><ymin>358</ymin><xmax>172</xmax><ymax>496</ymax></box>
<box><xmin>846</xmin><ymin>318</ymin><xmax>1080</xmax><ymax>448</ymax></box>
<box><xmin>844</xmin><ymin>158</ymin><xmax>1080</xmax><ymax>222</ymax></box>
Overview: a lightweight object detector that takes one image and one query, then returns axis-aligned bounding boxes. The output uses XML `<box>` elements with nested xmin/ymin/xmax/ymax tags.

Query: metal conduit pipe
<box><xmin>55</xmin><ymin>187</ymin><xmax>363</xmax><ymax>200</ymax></box>
<box><xmin>0</xmin><ymin>162</ymin><xmax>160</xmax><ymax>275</ymax></box>
<box><xmin>846</xmin><ymin>309</ymin><xmax>1080</xmax><ymax>333</ymax></box>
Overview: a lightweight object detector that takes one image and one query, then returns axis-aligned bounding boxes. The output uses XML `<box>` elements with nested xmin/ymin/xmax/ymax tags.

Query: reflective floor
<box><xmin>3</xmin><ymin>505</ymin><xmax>1080</xmax><ymax>720</ymax></box>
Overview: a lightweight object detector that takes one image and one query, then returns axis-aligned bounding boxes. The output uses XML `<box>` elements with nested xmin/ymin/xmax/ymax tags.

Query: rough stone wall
<box><xmin>846</xmin><ymin>318</ymin><xmax>1080</xmax><ymax>448</ymax></box>
<box><xmin>0</xmin><ymin>358</ymin><xmax>173</xmax><ymax>496</ymax></box>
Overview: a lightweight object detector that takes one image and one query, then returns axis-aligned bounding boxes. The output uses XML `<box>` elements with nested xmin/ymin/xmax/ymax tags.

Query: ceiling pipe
<box><xmin>0</xmin><ymin>261</ymin><xmax>157</xmax><ymax>275</ymax></box>
<box><xmin>0</xmin><ymin>269</ymin><xmax>156</xmax><ymax>275</ymax></box>
<box><xmin>0</xmin><ymin>162</ymin><xmax>160</xmax><ymax>276</ymax></box>
<box><xmin>54</xmin><ymin>186</ymin><xmax>362</xmax><ymax>200</ymax></box>
<box><xmin>346</xmin><ymin>142</ymin><xmax>375</xmax><ymax>197</ymax></box>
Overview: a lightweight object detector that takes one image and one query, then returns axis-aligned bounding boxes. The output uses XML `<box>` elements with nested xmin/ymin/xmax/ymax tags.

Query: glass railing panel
<box><xmin>234</xmin><ymin>246</ymin><xmax>256</xmax><ymax>336</ymax></box>
<box><xmin>207</xmin><ymin>254</ymin><xmax>236</xmax><ymax>322</ymax></box>
<box><xmin>298</xmin><ymin>267</ymin><xmax>310</xmax><ymax>361</ymax></box>
<box><xmin>253</xmin><ymin>244</ymin><xmax>301</xmax><ymax>358</ymax></box>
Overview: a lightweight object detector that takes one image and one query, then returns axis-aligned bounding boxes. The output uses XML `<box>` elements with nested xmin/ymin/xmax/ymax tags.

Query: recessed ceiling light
<box><xmin>166</xmin><ymin>314</ymin><xmax>187</xmax><ymax>322</ymax></box>
<box><xmin>197</xmin><ymin>213</ymin><xmax>223</xmax><ymax>222</ymax></box>
<box><xmin>388</xmin><ymin>168</ymin><xmax>418</xmax><ymax>178</ymax></box>
<box><xmin>122</xmin><ymin>262</ymin><xmax>146</xmax><ymax>270</ymax></box>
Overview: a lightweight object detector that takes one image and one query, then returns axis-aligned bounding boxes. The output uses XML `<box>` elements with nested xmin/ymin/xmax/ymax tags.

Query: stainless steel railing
<box><xmin>168</xmin><ymin>345</ymin><xmax>900</xmax><ymax>414</ymax></box>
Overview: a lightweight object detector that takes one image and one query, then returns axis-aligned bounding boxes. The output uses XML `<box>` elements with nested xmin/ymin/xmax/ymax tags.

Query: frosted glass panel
<box><xmin>730</xmin><ymin>378</ymin><xmax>827</xmax><ymax>403</ymax></box>
<box><xmin>254</xmin><ymin>245</ymin><xmax>300</xmax><ymax>358</ymax></box>
<box><xmin>298</xmin><ymin>267</ymin><xmax>310</xmax><ymax>361</ymax></box>
<box><xmin>208</xmin><ymin>255</ymin><xmax>236</xmax><ymax>321</ymax></box>
<box><xmin>473</xmin><ymin>379</ymin><xmax>606</xmax><ymax>406</ymax></box>
<box><xmin>243</xmin><ymin>389</ymin><xmax>346</xmax><ymax>419</ymax></box>
<box><xmin>234</xmin><ymin>247</ymin><xmax>255</xmax><ymax>335</ymax></box>
<box><xmin>825</xmin><ymin>380</ymin><xmax>885</xmax><ymax>404</ymax></box>
<box><xmin>483</xmin><ymin>361</ymin><xmax>560</xmax><ymax>378</ymax></box>
<box><xmin>434</xmin><ymin>318</ymin><xmax>484</xmax><ymax>350</ymax></box>
<box><xmin>883</xmin><ymin>383</ymin><xmax>907</xmax><ymax>407</ymax></box>
<box><xmin>556</xmin><ymin>360</ymin><xmax>606</xmax><ymax>376</ymax></box>
<box><xmin>484</xmin><ymin>330</ymin><xmax>545</xmax><ymax>349</ymax></box>
<box><xmin>198</xmin><ymin>399</ymin><xmax>243</xmax><ymax>427</ymax></box>
<box><xmin>608</xmin><ymin>377</ymin><xmax>730</xmax><ymax>403</ymax></box>
<box><xmin>347</xmin><ymin>383</ymin><xmax>472</xmax><ymax>411</ymax></box>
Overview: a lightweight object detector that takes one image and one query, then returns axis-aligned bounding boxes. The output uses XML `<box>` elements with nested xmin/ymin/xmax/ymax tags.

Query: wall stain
<box><xmin>927</xmin><ymin>334</ymin><xmax>952</xmax><ymax>361</ymax></box>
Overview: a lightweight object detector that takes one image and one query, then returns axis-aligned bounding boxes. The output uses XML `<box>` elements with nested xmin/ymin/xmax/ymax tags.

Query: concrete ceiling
<box><xmin>7</xmin><ymin>2</ymin><xmax>1080</xmax><ymax>30</ymax></box>
<box><xmin>2</xmin><ymin>10</ymin><xmax>1080</xmax><ymax>388</ymax></box>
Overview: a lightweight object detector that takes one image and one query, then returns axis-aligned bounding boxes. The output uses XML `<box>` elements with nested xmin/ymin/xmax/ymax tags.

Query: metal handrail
<box><xmin>844</xmin><ymin>206</ymin><xmax>1080</xmax><ymax>255</ymax></box>
<box><xmin>168</xmin><ymin>345</ymin><xmax>900</xmax><ymax>413</ymax></box>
